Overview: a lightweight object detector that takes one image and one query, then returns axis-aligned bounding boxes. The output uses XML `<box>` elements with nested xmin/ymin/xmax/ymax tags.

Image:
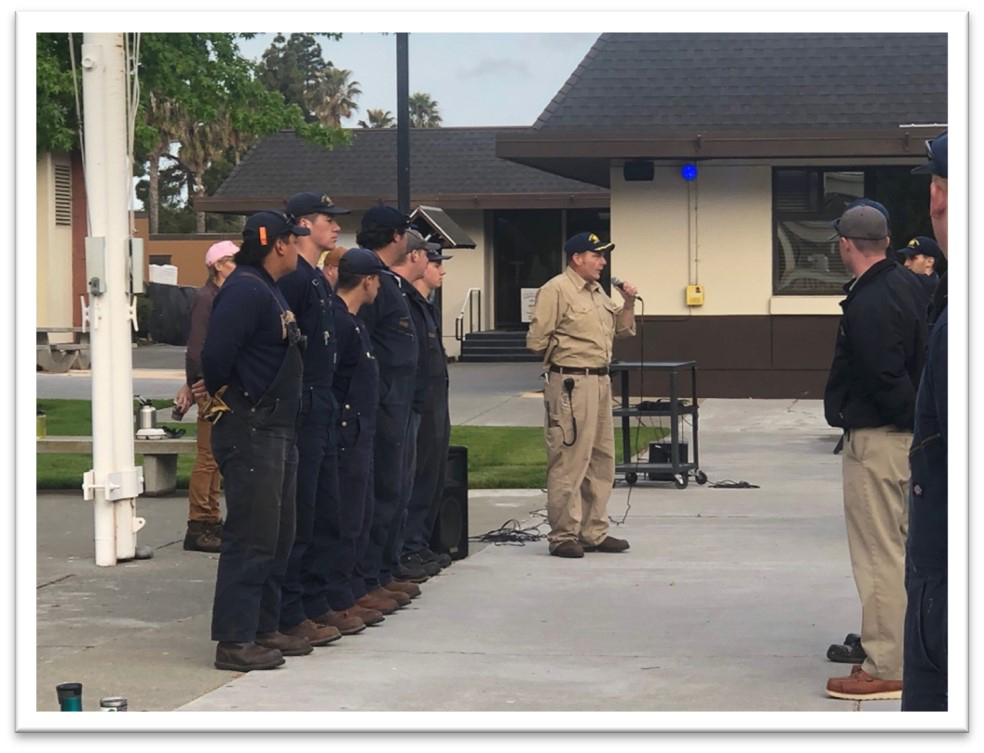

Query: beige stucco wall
<box><xmin>36</xmin><ymin>152</ymin><xmax>74</xmax><ymax>332</ymax></box>
<box><xmin>610</xmin><ymin>162</ymin><xmax>777</xmax><ymax>316</ymax></box>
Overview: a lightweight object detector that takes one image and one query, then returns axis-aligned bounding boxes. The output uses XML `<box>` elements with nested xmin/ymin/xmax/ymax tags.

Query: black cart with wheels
<box><xmin>609</xmin><ymin>360</ymin><xmax>706</xmax><ymax>489</ymax></box>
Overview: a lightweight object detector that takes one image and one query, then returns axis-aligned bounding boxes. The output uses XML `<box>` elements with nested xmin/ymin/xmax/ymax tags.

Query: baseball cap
<box><xmin>285</xmin><ymin>191</ymin><xmax>351</xmax><ymax>217</ymax></box>
<box><xmin>338</xmin><ymin>247</ymin><xmax>388</xmax><ymax>276</ymax></box>
<box><xmin>564</xmin><ymin>231</ymin><xmax>615</xmax><ymax>256</ymax></box>
<box><xmin>827</xmin><ymin>205</ymin><xmax>889</xmax><ymax>241</ymax></box>
<box><xmin>426</xmin><ymin>247</ymin><xmax>453</xmax><ymax>262</ymax></box>
<box><xmin>844</xmin><ymin>198</ymin><xmax>890</xmax><ymax>222</ymax></box>
<box><xmin>897</xmin><ymin>236</ymin><xmax>943</xmax><ymax>261</ymax></box>
<box><xmin>406</xmin><ymin>227</ymin><xmax>441</xmax><ymax>253</ymax></box>
<box><xmin>204</xmin><ymin>240</ymin><xmax>239</xmax><ymax>268</ymax></box>
<box><xmin>242</xmin><ymin>210</ymin><xmax>310</xmax><ymax>251</ymax></box>
<box><xmin>912</xmin><ymin>130</ymin><xmax>948</xmax><ymax>179</ymax></box>
<box><xmin>361</xmin><ymin>204</ymin><xmax>411</xmax><ymax>232</ymax></box>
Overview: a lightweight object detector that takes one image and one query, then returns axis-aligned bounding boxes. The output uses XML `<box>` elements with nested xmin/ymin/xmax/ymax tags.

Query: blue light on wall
<box><xmin>681</xmin><ymin>163</ymin><xmax>698</xmax><ymax>182</ymax></box>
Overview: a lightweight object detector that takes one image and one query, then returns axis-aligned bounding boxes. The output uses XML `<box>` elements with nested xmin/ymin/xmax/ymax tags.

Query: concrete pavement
<box><xmin>35</xmin><ymin>361</ymin><xmax>905</xmax><ymax>716</ymax></box>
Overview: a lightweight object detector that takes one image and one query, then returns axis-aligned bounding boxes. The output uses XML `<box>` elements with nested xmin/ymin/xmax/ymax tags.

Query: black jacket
<box><xmin>824</xmin><ymin>258</ymin><xmax>928</xmax><ymax>431</ymax></box>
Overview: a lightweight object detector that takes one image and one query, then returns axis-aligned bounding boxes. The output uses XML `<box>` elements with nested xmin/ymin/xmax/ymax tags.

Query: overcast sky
<box><xmin>236</xmin><ymin>33</ymin><xmax>598</xmax><ymax>129</ymax></box>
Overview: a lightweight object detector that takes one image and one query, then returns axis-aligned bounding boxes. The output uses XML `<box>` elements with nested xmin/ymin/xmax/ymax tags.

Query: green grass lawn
<box><xmin>37</xmin><ymin>399</ymin><xmax>666</xmax><ymax>490</ymax></box>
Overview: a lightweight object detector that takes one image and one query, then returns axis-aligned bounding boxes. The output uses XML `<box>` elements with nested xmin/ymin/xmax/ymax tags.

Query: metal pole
<box><xmin>81</xmin><ymin>33</ymin><xmax>144</xmax><ymax>566</ymax></box>
<box><xmin>396</xmin><ymin>33</ymin><xmax>410</xmax><ymax>214</ymax></box>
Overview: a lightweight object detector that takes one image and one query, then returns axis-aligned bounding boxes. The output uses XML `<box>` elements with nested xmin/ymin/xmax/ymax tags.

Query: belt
<box><xmin>549</xmin><ymin>365</ymin><xmax>609</xmax><ymax>376</ymax></box>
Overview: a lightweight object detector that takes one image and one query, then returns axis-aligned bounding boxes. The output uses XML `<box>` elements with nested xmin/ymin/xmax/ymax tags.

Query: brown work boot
<box><xmin>550</xmin><ymin>540</ymin><xmax>584</xmax><ymax>558</ymax></box>
<box><xmin>214</xmin><ymin>641</ymin><xmax>284</xmax><ymax>672</ymax></box>
<box><xmin>255</xmin><ymin>631</ymin><xmax>313</xmax><ymax>657</ymax></box>
<box><xmin>374</xmin><ymin>586</ymin><xmax>410</xmax><ymax>607</ymax></box>
<box><xmin>347</xmin><ymin>604</ymin><xmax>385</xmax><ymax>626</ymax></box>
<box><xmin>357</xmin><ymin>593</ymin><xmax>399</xmax><ymax>615</ymax></box>
<box><xmin>582</xmin><ymin>536</ymin><xmax>630</xmax><ymax>553</ymax></box>
<box><xmin>825</xmin><ymin>666</ymin><xmax>902</xmax><ymax>700</ymax></box>
<box><xmin>183</xmin><ymin>520</ymin><xmax>221</xmax><ymax>553</ymax></box>
<box><xmin>313</xmin><ymin>610</ymin><xmax>366</xmax><ymax>636</ymax></box>
<box><xmin>385</xmin><ymin>580</ymin><xmax>421</xmax><ymax>599</ymax></box>
<box><xmin>281</xmin><ymin>619</ymin><xmax>341</xmax><ymax>647</ymax></box>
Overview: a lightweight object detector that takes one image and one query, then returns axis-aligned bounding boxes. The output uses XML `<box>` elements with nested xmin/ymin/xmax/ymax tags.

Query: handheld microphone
<box><xmin>611</xmin><ymin>276</ymin><xmax>642</xmax><ymax>302</ymax></box>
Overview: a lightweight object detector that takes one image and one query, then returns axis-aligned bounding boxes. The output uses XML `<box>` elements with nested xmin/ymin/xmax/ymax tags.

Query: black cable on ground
<box><xmin>708</xmin><ymin>479</ymin><xmax>760</xmax><ymax>489</ymax></box>
<box><xmin>470</xmin><ymin>511</ymin><xmax>549</xmax><ymax>546</ymax></box>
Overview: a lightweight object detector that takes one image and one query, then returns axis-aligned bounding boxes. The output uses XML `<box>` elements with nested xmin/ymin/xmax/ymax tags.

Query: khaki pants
<box><xmin>188</xmin><ymin>399</ymin><xmax>223</xmax><ymax>523</ymax></box>
<box><xmin>543</xmin><ymin>372</ymin><xmax>615</xmax><ymax>551</ymax></box>
<box><xmin>842</xmin><ymin>426</ymin><xmax>911</xmax><ymax>681</ymax></box>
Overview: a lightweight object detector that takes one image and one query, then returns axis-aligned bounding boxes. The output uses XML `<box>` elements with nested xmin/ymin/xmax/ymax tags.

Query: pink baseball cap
<box><xmin>205</xmin><ymin>240</ymin><xmax>239</xmax><ymax>267</ymax></box>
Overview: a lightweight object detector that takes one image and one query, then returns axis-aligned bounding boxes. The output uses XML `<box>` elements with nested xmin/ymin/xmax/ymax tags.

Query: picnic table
<box><xmin>37</xmin><ymin>327</ymin><xmax>90</xmax><ymax>373</ymax></box>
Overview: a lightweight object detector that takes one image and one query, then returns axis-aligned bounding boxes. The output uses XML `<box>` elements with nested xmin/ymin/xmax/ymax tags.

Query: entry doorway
<box><xmin>491</xmin><ymin>208</ymin><xmax>610</xmax><ymax>329</ymax></box>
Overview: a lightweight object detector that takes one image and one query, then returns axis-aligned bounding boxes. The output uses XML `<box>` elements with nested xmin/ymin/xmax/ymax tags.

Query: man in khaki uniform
<box><xmin>526</xmin><ymin>232</ymin><xmax>638</xmax><ymax>559</ymax></box>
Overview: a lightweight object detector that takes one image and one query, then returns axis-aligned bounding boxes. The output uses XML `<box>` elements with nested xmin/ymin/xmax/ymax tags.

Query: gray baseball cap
<box><xmin>827</xmin><ymin>205</ymin><xmax>889</xmax><ymax>241</ymax></box>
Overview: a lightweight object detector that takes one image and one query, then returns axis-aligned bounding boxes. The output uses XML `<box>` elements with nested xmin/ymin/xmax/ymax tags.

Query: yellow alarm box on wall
<box><xmin>686</xmin><ymin>284</ymin><xmax>704</xmax><ymax>306</ymax></box>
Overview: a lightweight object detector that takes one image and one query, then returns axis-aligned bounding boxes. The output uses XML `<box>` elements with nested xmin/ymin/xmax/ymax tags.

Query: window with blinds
<box><xmin>54</xmin><ymin>163</ymin><xmax>72</xmax><ymax>226</ymax></box>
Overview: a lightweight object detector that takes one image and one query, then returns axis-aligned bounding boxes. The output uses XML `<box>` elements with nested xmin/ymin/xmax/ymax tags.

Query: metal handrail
<box><xmin>454</xmin><ymin>287</ymin><xmax>483</xmax><ymax>342</ymax></box>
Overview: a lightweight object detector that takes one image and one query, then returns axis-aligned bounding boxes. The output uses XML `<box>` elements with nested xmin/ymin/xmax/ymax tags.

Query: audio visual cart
<box><xmin>609</xmin><ymin>360</ymin><xmax>706</xmax><ymax>489</ymax></box>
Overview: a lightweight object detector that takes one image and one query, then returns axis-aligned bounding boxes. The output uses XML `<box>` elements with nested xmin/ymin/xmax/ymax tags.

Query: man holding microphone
<box><xmin>526</xmin><ymin>232</ymin><xmax>638</xmax><ymax>559</ymax></box>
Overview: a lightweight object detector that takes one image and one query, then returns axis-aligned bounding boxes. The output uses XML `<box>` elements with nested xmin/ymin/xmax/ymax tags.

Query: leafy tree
<box><xmin>358</xmin><ymin>108</ymin><xmax>395</xmax><ymax>128</ymax></box>
<box><xmin>256</xmin><ymin>32</ymin><xmax>346</xmax><ymax>124</ymax></box>
<box><xmin>36</xmin><ymin>33</ymin><xmax>83</xmax><ymax>153</ymax></box>
<box><xmin>409</xmin><ymin>91</ymin><xmax>442</xmax><ymax>128</ymax></box>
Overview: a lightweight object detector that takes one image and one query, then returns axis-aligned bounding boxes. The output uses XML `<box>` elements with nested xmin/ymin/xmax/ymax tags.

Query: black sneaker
<box><xmin>393</xmin><ymin>562</ymin><xmax>429</xmax><ymax>583</ymax></box>
<box><xmin>826</xmin><ymin>637</ymin><xmax>867</xmax><ymax>664</ymax></box>
<box><xmin>418</xmin><ymin>548</ymin><xmax>452</xmax><ymax>569</ymax></box>
<box><xmin>402</xmin><ymin>552</ymin><xmax>440</xmax><ymax>577</ymax></box>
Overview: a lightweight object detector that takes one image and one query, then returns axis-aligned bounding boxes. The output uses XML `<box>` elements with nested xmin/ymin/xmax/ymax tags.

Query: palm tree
<box><xmin>358</xmin><ymin>108</ymin><xmax>395</xmax><ymax>128</ymax></box>
<box><xmin>409</xmin><ymin>92</ymin><xmax>442</xmax><ymax>128</ymax></box>
<box><xmin>311</xmin><ymin>67</ymin><xmax>362</xmax><ymax>127</ymax></box>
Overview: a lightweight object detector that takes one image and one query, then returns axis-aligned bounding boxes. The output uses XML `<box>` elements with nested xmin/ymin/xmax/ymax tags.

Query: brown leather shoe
<box><xmin>184</xmin><ymin>520</ymin><xmax>221</xmax><ymax>553</ymax></box>
<box><xmin>357</xmin><ymin>593</ymin><xmax>399</xmax><ymax>615</ymax></box>
<box><xmin>312</xmin><ymin>610</ymin><xmax>366</xmax><ymax>635</ymax></box>
<box><xmin>373</xmin><ymin>586</ymin><xmax>410</xmax><ymax>607</ymax></box>
<box><xmin>385</xmin><ymin>580</ymin><xmax>421</xmax><ymax>599</ymax></box>
<box><xmin>347</xmin><ymin>604</ymin><xmax>385</xmax><ymax>626</ymax></box>
<box><xmin>582</xmin><ymin>535</ymin><xmax>629</xmax><ymax>553</ymax></box>
<box><xmin>255</xmin><ymin>630</ymin><xmax>313</xmax><ymax>657</ymax></box>
<box><xmin>281</xmin><ymin>619</ymin><xmax>341</xmax><ymax>647</ymax></box>
<box><xmin>825</xmin><ymin>667</ymin><xmax>902</xmax><ymax>700</ymax></box>
<box><xmin>214</xmin><ymin>641</ymin><xmax>284</xmax><ymax>671</ymax></box>
<box><xmin>550</xmin><ymin>540</ymin><xmax>584</xmax><ymax>558</ymax></box>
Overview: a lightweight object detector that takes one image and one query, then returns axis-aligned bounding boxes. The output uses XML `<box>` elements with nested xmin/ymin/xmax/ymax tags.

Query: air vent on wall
<box><xmin>54</xmin><ymin>163</ymin><xmax>72</xmax><ymax>226</ymax></box>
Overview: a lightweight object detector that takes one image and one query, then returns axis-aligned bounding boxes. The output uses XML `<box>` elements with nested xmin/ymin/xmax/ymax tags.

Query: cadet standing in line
<box><xmin>526</xmin><ymin>232</ymin><xmax>637</xmax><ymax>559</ymax></box>
<box><xmin>354</xmin><ymin>205</ymin><xmax>423</xmax><ymax>611</ymax></box>
<box><xmin>200</xmin><ymin>210</ymin><xmax>310</xmax><ymax>672</ymax></box>
<box><xmin>903</xmin><ymin>130</ymin><xmax>949</xmax><ymax>711</ymax></box>
<box><xmin>401</xmin><ymin>242</ymin><xmax>455</xmax><ymax>573</ymax></box>
<box><xmin>321</xmin><ymin>248</ymin><xmax>389</xmax><ymax>623</ymax></box>
<box><xmin>275</xmin><ymin>191</ymin><xmax>367</xmax><ymax>644</ymax></box>
<box><xmin>386</xmin><ymin>228</ymin><xmax>438</xmax><ymax>582</ymax></box>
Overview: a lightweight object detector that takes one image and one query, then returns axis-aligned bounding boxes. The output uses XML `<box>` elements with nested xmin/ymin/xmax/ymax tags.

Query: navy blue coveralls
<box><xmin>401</xmin><ymin>285</ymin><xmax>451</xmax><ymax>558</ymax></box>
<box><xmin>902</xmin><ymin>301</ymin><xmax>948</xmax><ymax>711</ymax></box>
<box><xmin>202</xmin><ymin>265</ymin><xmax>303</xmax><ymax>644</ymax></box>
<box><xmin>357</xmin><ymin>268</ymin><xmax>418</xmax><ymax>590</ymax></box>
<box><xmin>276</xmin><ymin>255</ymin><xmax>339</xmax><ymax>630</ymax></box>
<box><xmin>325</xmin><ymin>295</ymin><xmax>379</xmax><ymax>608</ymax></box>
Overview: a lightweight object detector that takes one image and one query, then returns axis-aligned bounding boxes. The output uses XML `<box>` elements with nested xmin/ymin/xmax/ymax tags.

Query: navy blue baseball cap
<box><xmin>898</xmin><ymin>236</ymin><xmax>943</xmax><ymax>262</ymax></box>
<box><xmin>912</xmin><ymin>130</ymin><xmax>948</xmax><ymax>179</ymax></box>
<box><xmin>564</xmin><ymin>231</ymin><xmax>614</xmax><ymax>256</ymax></box>
<box><xmin>242</xmin><ymin>210</ymin><xmax>310</xmax><ymax>251</ymax></box>
<box><xmin>426</xmin><ymin>246</ymin><xmax>453</xmax><ymax>262</ymax></box>
<box><xmin>361</xmin><ymin>204</ymin><xmax>411</xmax><ymax>231</ymax></box>
<box><xmin>286</xmin><ymin>191</ymin><xmax>351</xmax><ymax>217</ymax></box>
<box><xmin>338</xmin><ymin>247</ymin><xmax>388</xmax><ymax>276</ymax></box>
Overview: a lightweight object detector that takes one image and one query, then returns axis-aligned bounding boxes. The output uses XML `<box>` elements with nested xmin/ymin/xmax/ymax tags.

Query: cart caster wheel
<box><xmin>695</xmin><ymin>470</ymin><xmax>708</xmax><ymax>485</ymax></box>
<box><xmin>625</xmin><ymin>472</ymin><xmax>638</xmax><ymax>486</ymax></box>
<box><xmin>673</xmin><ymin>473</ymin><xmax>688</xmax><ymax>489</ymax></box>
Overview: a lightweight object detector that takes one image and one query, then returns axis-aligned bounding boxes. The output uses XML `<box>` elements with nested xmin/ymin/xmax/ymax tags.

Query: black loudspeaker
<box><xmin>647</xmin><ymin>441</ymin><xmax>689</xmax><ymax>481</ymax></box>
<box><xmin>623</xmin><ymin>160</ymin><xmax>654</xmax><ymax>182</ymax></box>
<box><xmin>431</xmin><ymin>445</ymin><xmax>469</xmax><ymax>560</ymax></box>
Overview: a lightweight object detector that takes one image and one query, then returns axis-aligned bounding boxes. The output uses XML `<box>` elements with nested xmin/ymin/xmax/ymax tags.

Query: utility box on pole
<box><xmin>80</xmin><ymin>33</ymin><xmax>145</xmax><ymax>566</ymax></box>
